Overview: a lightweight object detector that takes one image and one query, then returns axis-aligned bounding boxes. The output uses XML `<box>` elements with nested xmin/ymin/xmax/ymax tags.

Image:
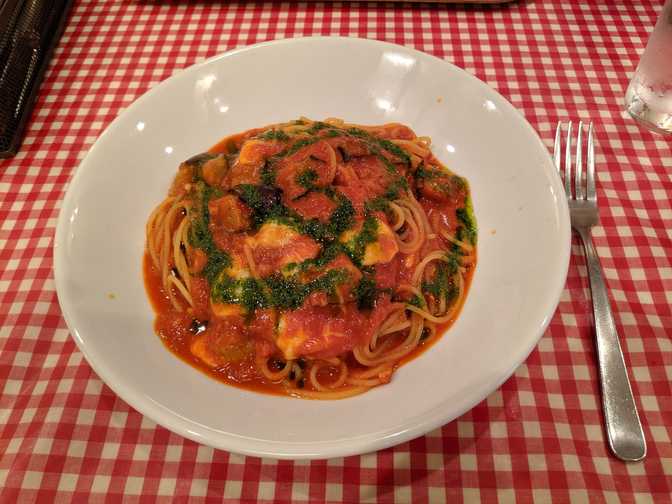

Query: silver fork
<box><xmin>554</xmin><ymin>121</ymin><xmax>646</xmax><ymax>462</ymax></box>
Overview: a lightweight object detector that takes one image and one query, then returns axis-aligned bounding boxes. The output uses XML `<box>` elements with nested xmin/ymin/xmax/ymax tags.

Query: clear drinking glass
<box><xmin>625</xmin><ymin>0</ymin><xmax>672</xmax><ymax>135</ymax></box>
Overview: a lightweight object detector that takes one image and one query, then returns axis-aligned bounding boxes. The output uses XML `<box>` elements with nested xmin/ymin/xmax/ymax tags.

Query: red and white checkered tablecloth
<box><xmin>1</xmin><ymin>0</ymin><xmax>671</xmax><ymax>501</ymax></box>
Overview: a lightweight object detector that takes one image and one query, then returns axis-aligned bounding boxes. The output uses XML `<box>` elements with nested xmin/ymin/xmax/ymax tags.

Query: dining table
<box><xmin>1</xmin><ymin>0</ymin><xmax>671</xmax><ymax>502</ymax></box>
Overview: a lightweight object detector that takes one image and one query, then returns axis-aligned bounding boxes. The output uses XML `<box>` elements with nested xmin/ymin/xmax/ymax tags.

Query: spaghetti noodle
<box><xmin>144</xmin><ymin>118</ymin><xmax>477</xmax><ymax>399</ymax></box>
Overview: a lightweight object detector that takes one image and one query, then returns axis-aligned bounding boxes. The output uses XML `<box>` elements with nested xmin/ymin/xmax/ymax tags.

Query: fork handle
<box><xmin>577</xmin><ymin>227</ymin><xmax>647</xmax><ymax>461</ymax></box>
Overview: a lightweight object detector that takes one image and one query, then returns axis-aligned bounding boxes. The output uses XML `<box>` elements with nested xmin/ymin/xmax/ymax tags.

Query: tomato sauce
<box><xmin>144</xmin><ymin>193</ymin><xmax>475</xmax><ymax>396</ymax></box>
<box><xmin>145</xmin><ymin>120</ymin><xmax>477</xmax><ymax>397</ymax></box>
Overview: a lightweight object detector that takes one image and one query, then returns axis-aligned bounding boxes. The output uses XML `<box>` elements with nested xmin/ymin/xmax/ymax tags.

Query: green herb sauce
<box><xmin>188</xmin><ymin>182</ymin><xmax>231</xmax><ymax>283</ymax></box>
<box><xmin>353</xmin><ymin>275</ymin><xmax>379</xmax><ymax>310</ymax></box>
<box><xmin>258</xmin><ymin>129</ymin><xmax>290</xmax><ymax>142</ymax></box>
<box><xmin>421</xmin><ymin>261</ymin><xmax>458</xmax><ymax>303</ymax></box>
<box><xmin>343</xmin><ymin>216</ymin><xmax>379</xmax><ymax>266</ymax></box>
<box><xmin>211</xmin><ymin>268</ymin><xmax>351</xmax><ymax>312</ymax></box>
<box><xmin>456</xmin><ymin>195</ymin><xmax>477</xmax><ymax>245</ymax></box>
<box><xmin>407</xmin><ymin>294</ymin><xmax>425</xmax><ymax>308</ymax></box>
<box><xmin>296</xmin><ymin>168</ymin><xmax>318</xmax><ymax>190</ymax></box>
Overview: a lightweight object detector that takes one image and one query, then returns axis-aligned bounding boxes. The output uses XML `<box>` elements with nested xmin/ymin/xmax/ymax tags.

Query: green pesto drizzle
<box><xmin>279</xmin><ymin>136</ymin><xmax>321</xmax><ymax>158</ymax></box>
<box><xmin>413</xmin><ymin>164</ymin><xmax>439</xmax><ymax>180</ymax></box>
<box><xmin>188</xmin><ymin>182</ymin><xmax>231</xmax><ymax>283</ymax></box>
<box><xmin>345</xmin><ymin>127</ymin><xmax>411</xmax><ymax>166</ymax></box>
<box><xmin>343</xmin><ymin>216</ymin><xmax>379</xmax><ymax>266</ymax></box>
<box><xmin>406</xmin><ymin>294</ymin><xmax>425</xmax><ymax>308</ymax></box>
<box><xmin>421</xmin><ymin>261</ymin><xmax>458</xmax><ymax>302</ymax></box>
<box><xmin>296</xmin><ymin>168</ymin><xmax>318</xmax><ymax>190</ymax></box>
<box><xmin>456</xmin><ymin>195</ymin><xmax>477</xmax><ymax>245</ymax></box>
<box><xmin>257</xmin><ymin>129</ymin><xmax>290</xmax><ymax>142</ymax></box>
<box><xmin>297</xmin><ymin>196</ymin><xmax>354</xmax><ymax>244</ymax></box>
<box><xmin>304</xmin><ymin>121</ymin><xmax>331</xmax><ymax>135</ymax></box>
<box><xmin>236</xmin><ymin>184</ymin><xmax>289</xmax><ymax>228</ymax></box>
<box><xmin>211</xmin><ymin>268</ymin><xmax>351</xmax><ymax>312</ymax></box>
<box><xmin>353</xmin><ymin>275</ymin><xmax>379</xmax><ymax>310</ymax></box>
<box><xmin>260</xmin><ymin>163</ymin><xmax>276</xmax><ymax>186</ymax></box>
<box><xmin>190</xmin><ymin>119</ymin><xmax>475</xmax><ymax>315</ymax></box>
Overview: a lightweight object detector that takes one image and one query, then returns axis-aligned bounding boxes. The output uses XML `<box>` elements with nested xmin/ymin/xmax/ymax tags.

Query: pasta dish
<box><xmin>144</xmin><ymin>118</ymin><xmax>476</xmax><ymax>399</ymax></box>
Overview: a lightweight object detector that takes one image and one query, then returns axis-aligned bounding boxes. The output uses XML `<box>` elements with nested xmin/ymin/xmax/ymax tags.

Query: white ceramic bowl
<box><xmin>54</xmin><ymin>37</ymin><xmax>570</xmax><ymax>459</ymax></box>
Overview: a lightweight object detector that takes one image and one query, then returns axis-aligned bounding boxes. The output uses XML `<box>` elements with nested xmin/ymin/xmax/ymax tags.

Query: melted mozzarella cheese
<box><xmin>340</xmin><ymin>217</ymin><xmax>399</xmax><ymax>266</ymax></box>
<box><xmin>245</xmin><ymin>221</ymin><xmax>320</xmax><ymax>275</ymax></box>
<box><xmin>210</xmin><ymin>254</ymin><xmax>249</xmax><ymax>317</ymax></box>
<box><xmin>275</xmin><ymin>315</ymin><xmax>307</xmax><ymax>361</ymax></box>
<box><xmin>247</xmin><ymin>221</ymin><xmax>299</xmax><ymax>248</ymax></box>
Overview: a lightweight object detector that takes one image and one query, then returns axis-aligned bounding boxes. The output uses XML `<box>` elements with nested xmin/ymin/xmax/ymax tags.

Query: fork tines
<box><xmin>554</xmin><ymin>121</ymin><xmax>595</xmax><ymax>202</ymax></box>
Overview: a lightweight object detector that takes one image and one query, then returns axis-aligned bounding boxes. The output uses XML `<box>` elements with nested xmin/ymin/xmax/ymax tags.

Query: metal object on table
<box><xmin>0</xmin><ymin>0</ymin><xmax>74</xmax><ymax>158</ymax></box>
<box><xmin>553</xmin><ymin>121</ymin><xmax>647</xmax><ymax>462</ymax></box>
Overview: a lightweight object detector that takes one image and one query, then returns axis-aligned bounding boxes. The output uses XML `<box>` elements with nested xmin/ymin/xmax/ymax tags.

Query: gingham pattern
<box><xmin>1</xmin><ymin>0</ymin><xmax>671</xmax><ymax>501</ymax></box>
